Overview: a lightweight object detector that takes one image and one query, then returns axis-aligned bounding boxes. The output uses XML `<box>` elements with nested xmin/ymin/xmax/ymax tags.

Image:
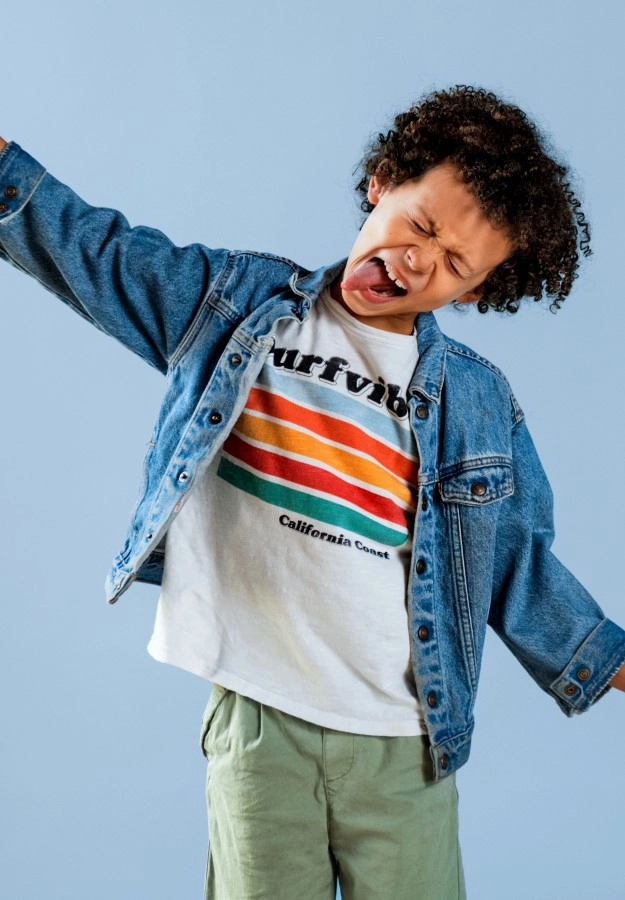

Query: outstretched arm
<box><xmin>0</xmin><ymin>137</ymin><xmax>229</xmax><ymax>373</ymax></box>
<box><xmin>489</xmin><ymin>417</ymin><xmax>625</xmax><ymax>714</ymax></box>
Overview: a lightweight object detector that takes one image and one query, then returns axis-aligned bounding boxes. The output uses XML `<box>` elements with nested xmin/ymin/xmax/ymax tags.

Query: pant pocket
<box><xmin>199</xmin><ymin>683</ymin><xmax>229</xmax><ymax>757</ymax></box>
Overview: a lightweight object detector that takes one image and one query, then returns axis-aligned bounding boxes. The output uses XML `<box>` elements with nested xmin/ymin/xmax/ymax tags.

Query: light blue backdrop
<box><xmin>1</xmin><ymin>1</ymin><xmax>623</xmax><ymax>898</ymax></box>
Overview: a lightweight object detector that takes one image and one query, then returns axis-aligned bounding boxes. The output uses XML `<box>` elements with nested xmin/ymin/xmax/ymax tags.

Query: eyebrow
<box><xmin>418</xmin><ymin>208</ymin><xmax>476</xmax><ymax>276</ymax></box>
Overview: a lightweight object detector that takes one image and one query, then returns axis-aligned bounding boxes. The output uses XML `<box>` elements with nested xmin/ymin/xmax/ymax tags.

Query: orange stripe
<box><xmin>224</xmin><ymin>433</ymin><xmax>410</xmax><ymax>528</ymax></box>
<box><xmin>235</xmin><ymin>412</ymin><xmax>417</xmax><ymax>508</ymax></box>
<box><xmin>246</xmin><ymin>386</ymin><xmax>418</xmax><ymax>483</ymax></box>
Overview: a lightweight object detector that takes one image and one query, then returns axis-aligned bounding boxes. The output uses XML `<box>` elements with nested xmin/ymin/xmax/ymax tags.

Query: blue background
<box><xmin>1</xmin><ymin>1</ymin><xmax>624</xmax><ymax>897</ymax></box>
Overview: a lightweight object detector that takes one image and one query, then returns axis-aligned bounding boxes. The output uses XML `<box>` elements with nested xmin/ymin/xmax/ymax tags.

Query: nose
<box><xmin>406</xmin><ymin>243</ymin><xmax>436</xmax><ymax>274</ymax></box>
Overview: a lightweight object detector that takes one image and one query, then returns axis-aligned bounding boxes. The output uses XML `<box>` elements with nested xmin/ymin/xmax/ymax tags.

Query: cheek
<box><xmin>434</xmin><ymin>266</ymin><xmax>462</xmax><ymax>293</ymax></box>
<box><xmin>437</xmin><ymin>275</ymin><xmax>479</xmax><ymax>306</ymax></box>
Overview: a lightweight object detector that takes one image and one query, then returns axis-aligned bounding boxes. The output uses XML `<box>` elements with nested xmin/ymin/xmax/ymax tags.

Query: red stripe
<box><xmin>246</xmin><ymin>387</ymin><xmax>418</xmax><ymax>484</ymax></box>
<box><xmin>223</xmin><ymin>432</ymin><xmax>412</xmax><ymax>528</ymax></box>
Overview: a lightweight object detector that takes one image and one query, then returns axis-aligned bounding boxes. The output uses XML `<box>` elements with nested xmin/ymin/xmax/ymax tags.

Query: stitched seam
<box><xmin>445</xmin><ymin>343</ymin><xmax>524</xmax><ymax>423</ymax></box>
<box><xmin>230</xmin><ymin>248</ymin><xmax>301</xmax><ymax>272</ymax></box>
<box><xmin>453</xmin><ymin>507</ymin><xmax>478</xmax><ymax>693</ymax></box>
<box><xmin>168</xmin><ymin>255</ymin><xmax>234</xmax><ymax>369</ymax></box>
<box><xmin>446</xmin><ymin>342</ymin><xmax>510</xmax><ymax>380</ymax></box>
<box><xmin>439</xmin><ymin>456</ymin><xmax>512</xmax><ymax>478</ymax></box>
<box><xmin>0</xmin><ymin>167</ymin><xmax>47</xmax><ymax>225</ymax></box>
<box><xmin>321</xmin><ymin>730</ymin><xmax>333</xmax><ymax>843</ymax></box>
<box><xmin>199</xmin><ymin>687</ymin><xmax>229</xmax><ymax>757</ymax></box>
<box><xmin>325</xmin><ymin>736</ymin><xmax>355</xmax><ymax>783</ymax></box>
<box><xmin>0</xmin><ymin>140</ymin><xmax>12</xmax><ymax>164</ymax></box>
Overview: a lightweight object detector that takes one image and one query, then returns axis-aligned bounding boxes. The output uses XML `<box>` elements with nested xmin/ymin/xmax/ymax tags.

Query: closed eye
<box><xmin>410</xmin><ymin>216</ymin><xmax>469</xmax><ymax>278</ymax></box>
<box><xmin>447</xmin><ymin>256</ymin><xmax>461</xmax><ymax>277</ymax></box>
<box><xmin>447</xmin><ymin>257</ymin><xmax>469</xmax><ymax>279</ymax></box>
<box><xmin>409</xmin><ymin>218</ymin><xmax>430</xmax><ymax>235</ymax></box>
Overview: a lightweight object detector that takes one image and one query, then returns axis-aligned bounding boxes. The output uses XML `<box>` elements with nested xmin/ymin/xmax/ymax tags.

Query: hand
<box><xmin>609</xmin><ymin>661</ymin><xmax>625</xmax><ymax>692</ymax></box>
<box><xmin>0</xmin><ymin>137</ymin><xmax>7</xmax><ymax>153</ymax></box>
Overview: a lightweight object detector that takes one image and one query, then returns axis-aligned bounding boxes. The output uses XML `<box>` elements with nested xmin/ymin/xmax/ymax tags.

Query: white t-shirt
<box><xmin>148</xmin><ymin>290</ymin><xmax>426</xmax><ymax>736</ymax></box>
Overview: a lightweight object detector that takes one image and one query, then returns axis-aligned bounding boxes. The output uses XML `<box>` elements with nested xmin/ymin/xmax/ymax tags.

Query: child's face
<box><xmin>331</xmin><ymin>162</ymin><xmax>513</xmax><ymax>334</ymax></box>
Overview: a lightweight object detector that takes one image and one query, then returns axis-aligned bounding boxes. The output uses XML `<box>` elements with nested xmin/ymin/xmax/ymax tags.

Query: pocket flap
<box><xmin>439</xmin><ymin>463</ymin><xmax>513</xmax><ymax>505</ymax></box>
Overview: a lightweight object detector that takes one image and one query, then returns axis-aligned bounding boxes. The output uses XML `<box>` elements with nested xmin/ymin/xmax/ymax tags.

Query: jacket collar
<box><xmin>291</xmin><ymin>258</ymin><xmax>447</xmax><ymax>405</ymax></box>
<box><xmin>412</xmin><ymin>310</ymin><xmax>446</xmax><ymax>404</ymax></box>
<box><xmin>289</xmin><ymin>258</ymin><xmax>346</xmax><ymax>307</ymax></box>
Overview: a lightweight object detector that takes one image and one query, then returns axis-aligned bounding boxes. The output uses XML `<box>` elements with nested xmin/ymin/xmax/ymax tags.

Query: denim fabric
<box><xmin>2</xmin><ymin>142</ymin><xmax>624</xmax><ymax>780</ymax></box>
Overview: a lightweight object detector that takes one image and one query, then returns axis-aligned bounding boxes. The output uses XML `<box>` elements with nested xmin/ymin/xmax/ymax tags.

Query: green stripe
<box><xmin>218</xmin><ymin>457</ymin><xmax>407</xmax><ymax>547</ymax></box>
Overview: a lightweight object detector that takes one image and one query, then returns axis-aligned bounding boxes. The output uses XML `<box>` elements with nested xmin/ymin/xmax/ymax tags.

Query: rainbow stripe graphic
<box><xmin>217</xmin><ymin>368</ymin><xmax>419</xmax><ymax>547</ymax></box>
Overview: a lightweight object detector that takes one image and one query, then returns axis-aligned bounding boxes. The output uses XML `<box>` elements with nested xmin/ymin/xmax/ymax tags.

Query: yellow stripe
<box><xmin>236</xmin><ymin>412</ymin><xmax>415</xmax><ymax>508</ymax></box>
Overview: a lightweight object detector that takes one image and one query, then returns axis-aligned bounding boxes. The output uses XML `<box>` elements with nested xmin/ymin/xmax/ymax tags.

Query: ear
<box><xmin>455</xmin><ymin>284</ymin><xmax>484</xmax><ymax>305</ymax></box>
<box><xmin>367</xmin><ymin>175</ymin><xmax>387</xmax><ymax>206</ymax></box>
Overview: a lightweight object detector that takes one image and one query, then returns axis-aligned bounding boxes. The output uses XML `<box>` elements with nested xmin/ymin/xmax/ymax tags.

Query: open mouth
<box><xmin>341</xmin><ymin>257</ymin><xmax>409</xmax><ymax>298</ymax></box>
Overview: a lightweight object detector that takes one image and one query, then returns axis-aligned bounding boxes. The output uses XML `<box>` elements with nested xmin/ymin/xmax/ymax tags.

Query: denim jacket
<box><xmin>2</xmin><ymin>142</ymin><xmax>624</xmax><ymax>780</ymax></box>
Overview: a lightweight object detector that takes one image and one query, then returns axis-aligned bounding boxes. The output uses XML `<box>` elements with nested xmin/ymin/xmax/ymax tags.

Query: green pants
<box><xmin>200</xmin><ymin>684</ymin><xmax>466</xmax><ymax>900</ymax></box>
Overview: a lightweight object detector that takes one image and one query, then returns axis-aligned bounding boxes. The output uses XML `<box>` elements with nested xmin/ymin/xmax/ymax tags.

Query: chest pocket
<box><xmin>438</xmin><ymin>461</ymin><xmax>514</xmax><ymax>505</ymax></box>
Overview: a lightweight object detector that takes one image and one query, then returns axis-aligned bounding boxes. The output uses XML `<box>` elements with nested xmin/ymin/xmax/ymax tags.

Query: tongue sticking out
<box><xmin>341</xmin><ymin>258</ymin><xmax>406</xmax><ymax>297</ymax></box>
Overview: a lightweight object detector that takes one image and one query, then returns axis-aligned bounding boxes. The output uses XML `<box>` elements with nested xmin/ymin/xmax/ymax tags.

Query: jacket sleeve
<box><xmin>488</xmin><ymin>414</ymin><xmax>625</xmax><ymax>715</ymax></box>
<box><xmin>0</xmin><ymin>142</ymin><xmax>229</xmax><ymax>374</ymax></box>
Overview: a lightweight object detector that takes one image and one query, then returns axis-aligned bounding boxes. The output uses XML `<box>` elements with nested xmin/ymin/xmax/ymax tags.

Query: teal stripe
<box><xmin>218</xmin><ymin>457</ymin><xmax>408</xmax><ymax>547</ymax></box>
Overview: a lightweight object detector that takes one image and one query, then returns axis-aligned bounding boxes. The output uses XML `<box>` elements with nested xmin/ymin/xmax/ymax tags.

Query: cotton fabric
<box><xmin>200</xmin><ymin>684</ymin><xmax>466</xmax><ymax>900</ymax></box>
<box><xmin>150</xmin><ymin>290</ymin><xmax>425</xmax><ymax>735</ymax></box>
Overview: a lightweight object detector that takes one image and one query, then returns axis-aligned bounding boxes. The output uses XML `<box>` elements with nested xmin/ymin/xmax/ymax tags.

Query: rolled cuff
<box><xmin>550</xmin><ymin>617</ymin><xmax>625</xmax><ymax>715</ymax></box>
<box><xmin>0</xmin><ymin>142</ymin><xmax>46</xmax><ymax>224</ymax></box>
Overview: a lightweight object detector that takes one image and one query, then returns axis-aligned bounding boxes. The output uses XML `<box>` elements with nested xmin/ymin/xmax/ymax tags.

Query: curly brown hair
<box><xmin>356</xmin><ymin>86</ymin><xmax>591</xmax><ymax>313</ymax></box>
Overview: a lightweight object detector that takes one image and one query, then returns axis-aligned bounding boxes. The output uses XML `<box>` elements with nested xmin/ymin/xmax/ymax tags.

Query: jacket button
<box><xmin>577</xmin><ymin>667</ymin><xmax>590</xmax><ymax>681</ymax></box>
<box><xmin>427</xmin><ymin>692</ymin><xmax>438</xmax><ymax>708</ymax></box>
<box><xmin>418</xmin><ymin>625</ymin><xmax>430</xmax><ymax>641</ymax></box>
<box><xmin>440</xmin><ymin>753</ymin><xmax>449</xmax><ymax>770</ymax></box>
<box><xmin>5</xmin><ymin>185</ymin><xmax>17</xmax><ymax>198</ymax></box>
<box><xmin>471</xmin><ymin>482</ymin><xmax>487</xmax><ymax>497</ymax></box>
<box><xmin>421</xmin><ymin>494</ymin><xmax>428</xmax><ymax>511</ymax></box>
<box><xmin>0</xmin><ymin>203</ymin><xmax>8</xmax><ymax>213</ymax></box>
<box><xmin>230</xmin><ymin>354</ymin><xmax>242</xmax><ymax>366</ymax></box>
<box><xmin>146</xmin><ymin>532</ymin><xmax>153</xmax><ymax>541</ymax></box>
<box><xmin>178</xmin><ymin>470</ymin><xmax>189</xmax><ymax>482</ymax></box>
<box><xmin>416</xmin><ymin>404</ymin><xmax>428</xmax><ymax>420</ymax></box>
<box><xmin>564</xmin><ymin>684</ymin><xmax>577</xmax><ymax>696</ymax></box>
<box><xmin>209</xmin><ymin>411</ymin><xmax>222</xmax><ymax>424</ymax></box>
<box><xmin>416</xmin><ymin>558</ymin><xmax>427</xmax><ymax>575</ymax></box>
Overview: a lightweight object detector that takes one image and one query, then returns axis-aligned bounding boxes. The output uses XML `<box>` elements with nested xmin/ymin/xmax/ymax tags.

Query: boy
<box><xmin>1</xmin><ymin>86</ymin><xmax>624</xmax><ymax>899</ymax></box>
